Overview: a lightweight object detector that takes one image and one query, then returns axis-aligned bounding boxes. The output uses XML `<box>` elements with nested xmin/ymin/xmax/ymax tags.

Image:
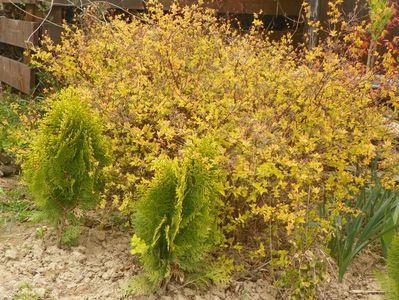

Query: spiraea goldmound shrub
<box><xmin>129</xmin><ymin>138</ymin><xmax>229</xmax><ymax>293</ymax></box>
<box><xmin>32</xmin><ymin>1</ymin><xmax>399</xmax><ymax>295</ymax></box>
<box><xmin>0</xmin><ymin>90</ymin><xmax>42</xmax><ymax>156</ymax></box>
<box><xmin>23</xmin><ymin>87</ymin><xmax>110</xmax><ymax>243</ymax></box>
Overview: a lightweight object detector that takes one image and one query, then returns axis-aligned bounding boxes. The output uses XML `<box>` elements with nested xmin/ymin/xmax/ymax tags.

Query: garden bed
<box><xmin>0</xmin><ymin>177</ymin><xmax>385</xmax><ymax>300</ymax></box>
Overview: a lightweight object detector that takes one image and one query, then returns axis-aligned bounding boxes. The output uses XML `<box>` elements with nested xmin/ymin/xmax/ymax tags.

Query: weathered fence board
<box><xmin>184</xmin><ymin>0</ymin><xmax>302</xmax><ymax>15</ymax></box>
<box><xmin>0</xmin><ymin>0</ymin><xmax>304</xmax><ymax>94</ymax></box>
<box><xmin>45</xmin><ymin>0</ymin><xmax>303</xmax><ymax>15</ymax></box>
<box><xmin>0</xmin><ymin>17</ymin><xmax>39</xmax><ymax>48</ymax></box>
<box><xmin>0</xmin><ymin>0</ymin><xmax>37</xmax><ymax>3</ymax></box>
<box><xmin>0</xmin><ymin>56</ymin><xmax>34</xmax><ymax>93</ymax></box>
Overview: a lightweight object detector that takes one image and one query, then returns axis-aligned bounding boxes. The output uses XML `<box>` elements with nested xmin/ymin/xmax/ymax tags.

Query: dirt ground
<box><xmin>0</xmin><ymin>177</ymin><xmax>386</xmax><ymax>300</ymax></box>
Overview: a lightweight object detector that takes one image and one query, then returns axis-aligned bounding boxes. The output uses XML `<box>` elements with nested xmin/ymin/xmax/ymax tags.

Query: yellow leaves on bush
<box><xmin>32</xmin><ymin>0</ymin><xmax>399</xmax><ymax>277</ymax></box>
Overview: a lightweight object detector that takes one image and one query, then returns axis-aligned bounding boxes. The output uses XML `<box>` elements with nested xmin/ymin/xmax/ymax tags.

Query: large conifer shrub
<box><xmin>129</xmin><ymin>138</ymin><xmax>229</xmax><ymax>293</ymax></box>
<box><xmin>376</xmin><ymin>234</ymin><xmax>399</xmax><ymax>299</ymax></box>
<box><xmin>23</xmin><ymin>87</ymin><xmax>110</xmax><ymax>244</ymax></box>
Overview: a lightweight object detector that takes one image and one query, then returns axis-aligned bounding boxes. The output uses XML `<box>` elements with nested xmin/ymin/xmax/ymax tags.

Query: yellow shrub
<box><xmin>32</xmin><ymin>1</ymin><xmax>399</xmax><ymax>295</ymax></box>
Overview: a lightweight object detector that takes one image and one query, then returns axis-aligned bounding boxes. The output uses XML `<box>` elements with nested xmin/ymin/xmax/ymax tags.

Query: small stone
<box><xmin>5</xmin><ymin>249</ymin><xmax>18</xmax><ymax>260</ymax></box>
<box><xmin>183</xmin><ymin>288</ymin><xmax>196</xmax><ymax>297</ymax></box>
<box><xmin>175</xmin><ymin>294</ymin><xmax>188</xmax><ymax>300</ymax></box>
<box><xmin>211</xmin><ymin>288</ymin><xmax>225</xmax><ymax>299</ymax></box>
<box><xmin>76</xmin><ymin>246</ymin><xmax>87</xmax><ymax>253</ymax></box>
<box><xmin>160</xmin><ymin>296</ymin><xmax>173</xmax><ymax>300</ymax></box>
<box><xmin>75</xmin><ymin>274</ymin><xmax>84</xmax><ymax>284</ymax></box>
<box><xmin>104</xmin><ymin>260</ymin><xmax>114</xmax><ymax>268</ymax></box>
<box><xmin>82</xmin><ymin>277</ymin><xmax>91</xmax><ymax>284</ymax></box>
<box><xmin>66</xmin><ymin>283</ymin><xmax>77</xmax><ymax>289</ymax></box>
<box><xmin>94</xmin><ymin>230</ymin><xmax>106</xmax><ymax>241</ymax></box>
<box><xmin>32</xmin><ymin>244</ymin><xmax>43</xmax><ymax>258</ymax></box>
<box><xmin>33</xmin><ymin>287</ymin><xmax>46</xmax><ymax>298</ymax></box>
<box><xmin>249</xmin><ymin>294</ymin><xmax>260</xmax><ymax>300</ymax></box>
<box><xmin>46</xmin><ymin>245</ymin><xmax>59</xmax><ymax>255</ymax></box>
<box><xmin>72</xmin><ymin>251</ymin><xmax>86</xmax><ymax>263</ymax></box>
<box><xmin>102</xmin><ymin>271</ymin><xmax>111</xmax><ymax>280</ymax></box>
<box><xmin>366</xmin><ymin>295</ymin><xmax>383</xmax><ymax>300</ymax></box>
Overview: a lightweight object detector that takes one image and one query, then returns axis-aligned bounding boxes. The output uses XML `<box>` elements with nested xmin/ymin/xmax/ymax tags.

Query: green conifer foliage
<box><xmin>376</xmin><ymin>234</ymin><xmax>399</xmax><ymax>300</ymax></box>
<box><xmin>129</xmin><ymin>138</ymin><xmax>226</xmax><ymax>293</ymax></box>
<box><xmin>23</xmin><ymin>87</ymin><xmax>110</xmax><ymax>240</ymax></box>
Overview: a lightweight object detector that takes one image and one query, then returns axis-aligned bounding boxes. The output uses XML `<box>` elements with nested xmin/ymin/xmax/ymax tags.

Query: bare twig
<box><xmin>350</xmin><ymin>289</ymin><xmax>384</xmax><ymax>295</ymax></box>
<box><xmin>25</xmin><ymin>0</ymin><xmax>55</xmax><ymax>46</ymax></box>
<box><xmin>7</xmin><ymin>0</ymin><xmax>62</xmax><ymax>28</ymax></box>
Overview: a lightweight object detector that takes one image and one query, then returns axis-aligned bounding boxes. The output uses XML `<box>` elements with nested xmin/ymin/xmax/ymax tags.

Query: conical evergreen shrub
<box><xmin>23</xmin><ymin>87</ymin><xmax>110</xmax><ymax>243</ymax></box>
<box><xmin>376</xmin><ymin>234</ymin><xmax>399</xmax><ymax>299</ymax></box>
<box><xmin>129</xmin><ymin>138</ymin><xmax>228</xmax><ymax>293</ymax></box>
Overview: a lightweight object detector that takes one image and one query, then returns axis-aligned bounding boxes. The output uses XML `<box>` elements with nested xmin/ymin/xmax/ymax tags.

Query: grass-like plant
<box><xmin>0</xmin><ymin>185</ymin><xmax>36</xmax><ymax>224</ymax></box>
<box><xmin>23</xmin><ymin>87</ymin><xmax>110</xmax><ymax>244</ymax></box>
<box><xmin>128</xmin><ymin>138</ymin><xmax>228</xmax><ymax>294</ymax></box>
<box><xmin>375</xmin><ymin>234</ymin><xmax>399</xmax><ymax>299</ymax></box>
<box><xmin>329</xmin><ymin>178</ymin><xmax>399</xmax><ymax>281</ymax></box>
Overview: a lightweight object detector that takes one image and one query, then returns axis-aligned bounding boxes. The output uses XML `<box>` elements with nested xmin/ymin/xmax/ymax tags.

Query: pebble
<box><xmin>5</xmin><ymin>249</ymin><xmax>18</xmax><ymax>260</ymax></box>
<box><xmin>32</xmin><ymin>244</ymin><xmax>44</xmax><ymax>258</ymax></box>
<box><xmin>33</xmin><ymin>287</ymin><xmax>46</xmax><ymax>298</ymax></box>
<box><xmin>76</xmin><ymin>246</ymin><xmax>87</xmax><ymax>253</ymax></box>
<box><xmin>211</xmin><ymin>288</ymin><xmax>225</xmax><ymax>299</ymax></box>
<box><xmin>184</xmin><ymin>288</ymin><xmax>196</xmax><ymax>296</ymax></box>
<box><xmin>175</xmin><ymin>293</ymin><xmax>188</xmax><ymax>300</ymax></box>
<box><xmin>46</xmin><ymin>245</ymin><xmax>60</xmax><ymax>255</ymax></box>
<box><xmin>94</xmin><ymin>230</ymin><xmax>106</xmax><ymax>241</ymax></box>
<box><xmin>72</xmin><ymin>251</ymin><xmax>86</xmax><ymax>263</ymax></box>
<box><xmin>101</xmin><ymin>271</ymin><xmax>111</xmax><ymax>280</ymax></box>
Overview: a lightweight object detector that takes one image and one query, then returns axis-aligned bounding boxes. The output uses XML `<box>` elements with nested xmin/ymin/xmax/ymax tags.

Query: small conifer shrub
<box><xmin>23</xmin><ymin>87</ymin><xmax>110</xmax><ymax>244</ymax></box>
<box><xmin>129</xmin><ymin>138</ymin><xmax>228</xmax><ymax>293</ymax></box>
<box><xmin>376</xmin><ymin>234</ymin><xmax>399</xmax><ymax>299</ymax></box>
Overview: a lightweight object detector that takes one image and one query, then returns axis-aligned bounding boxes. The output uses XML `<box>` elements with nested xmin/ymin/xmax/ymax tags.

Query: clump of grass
<box><xmin>60</xmin><ymin>225</ymin><xmax>81</xmax><ymax>246</ymax></box>
<box><xmin>12</xmin><ymin>282</ymin><xmax>43</xmax><ymax>300</ymax></box>
<box><xmin>0</xmin><ymin>183</ymin><xmax>36</xmax><ymax>224</ymax></box>
<box><xmin>329</xmin><ymin>178</ymin><xmax>399</xmax><ymax>281</ymax></box>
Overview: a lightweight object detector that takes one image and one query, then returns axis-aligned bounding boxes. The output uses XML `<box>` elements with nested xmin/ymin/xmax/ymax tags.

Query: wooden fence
<box><xmin>0</xmin><ymin>0</ymin><xmax>64</xmax><ymax>93</ymax></box>
<box><xmin>2</xmin><ymin>0</ymin><xmax>389</xmax><ymax>94</ymax></box>
<box><xmin>0</xmin><ymin>12</ymin><xmax>37</xmax><ymax>93</ymax></box>
<box><xmin>0</xmin><ymin>0</ymin><xmax>303</xmax><ymax>94</ymax></box>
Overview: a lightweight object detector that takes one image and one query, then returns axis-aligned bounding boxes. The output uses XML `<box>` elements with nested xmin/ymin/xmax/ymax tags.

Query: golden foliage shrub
<box><xmin>32</xmin><ymin>1</ymin><xmax>399</xmax><ymax>295</ymax></box>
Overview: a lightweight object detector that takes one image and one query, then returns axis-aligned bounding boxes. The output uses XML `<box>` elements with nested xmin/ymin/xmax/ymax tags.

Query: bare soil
<box><xmin>0</xmin><ymin>177</ymin><xmax>387</xmax><ymax>300</ymax></box>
